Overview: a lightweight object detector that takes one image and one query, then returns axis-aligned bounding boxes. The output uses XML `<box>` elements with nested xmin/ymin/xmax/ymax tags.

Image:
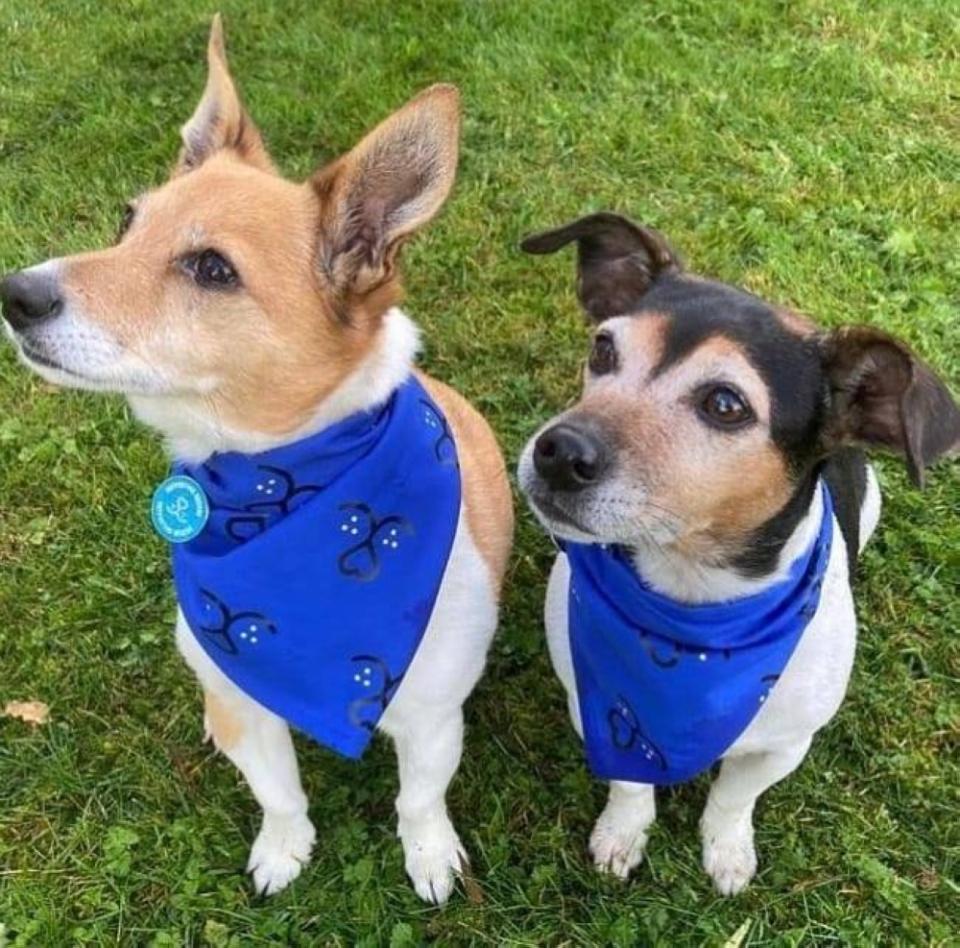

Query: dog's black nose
<box><xmin>533</xmin><ymin>423</ymin><xmax>608</xmax><ymax>492</ymax></box>
<box><xmin>1</xmin><ymin>270</ymin><xmax>63</xmax><ymax>332</ymax></box>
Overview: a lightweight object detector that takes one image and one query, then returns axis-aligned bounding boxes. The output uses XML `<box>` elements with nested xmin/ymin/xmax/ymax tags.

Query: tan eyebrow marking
<box><xmin>619</xmin><ymin>311</ymin><xmax>669</xmax><ymax>380</ymax></box>
<box><xmin>776</xmin><ymin>307</ymin><xmax>817</xmax><ymax>337</ymax></box>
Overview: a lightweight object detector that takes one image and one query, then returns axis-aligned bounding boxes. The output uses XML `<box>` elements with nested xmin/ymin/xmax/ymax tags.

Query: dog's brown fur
<box><xmin>17</xmin><ymin>16</ymin><xmax>513</xmax><ymax>590</ymax></box>
<box><xmin>0</xmin><ymin>14</ymin><xmax>513</xmax><ymax>906</ymax></box>
<box><xmin>53</xmin><ymin>19</ymin><xmax>477</xmax><ymax>460</ymax></box>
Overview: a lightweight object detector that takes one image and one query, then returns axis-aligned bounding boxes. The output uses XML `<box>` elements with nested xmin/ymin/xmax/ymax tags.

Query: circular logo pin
<box><xmin>151</xmin><ymin>475</ymin><xmax>209</xmax><ymax>543</ymax></box>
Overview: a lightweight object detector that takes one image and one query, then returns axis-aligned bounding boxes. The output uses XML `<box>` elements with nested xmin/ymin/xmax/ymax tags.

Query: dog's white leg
<box><xmin>700</xmin><ymin>739</ymin><xmax>811</xmax><ymax>896</ymax></box>
<box><xmin>589</xmin><ymin>780</ymin><xmax>656</xmax><ymax>878</ymax></box>
<box><xmin>388</xmin><ymin>707</ymin><xmax>467</xmax><ymax>905</ymax></box>
<box><xmin>210</xmin><ymin>691</ymin><xmax>315</xmax><ymax>897</ymax></box>
<box><xmin>177</xmin><ymin>615</ymin><xmax>315</xmax><ymax>896</ymax></box>
<box><xmin>546</xmin><ymin>555</ymin><xmax>657</xmax><ymax>878</ymax></box>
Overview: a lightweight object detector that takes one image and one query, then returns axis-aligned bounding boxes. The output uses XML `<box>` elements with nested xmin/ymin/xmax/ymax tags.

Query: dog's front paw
<box><xmin>701</xmin><ymin>817</ymin><xmax>757</xmax><ymax>896</ymax></box>
<box><xmin>588</xmin><ymin>785</ymin><xmax>655</xmax><ymax>879</ymax></box>
<box><xmin>399</xmin><ymin>816</ymin><xmax>466</xmax><ymax>905</ymax></box>
<box><xmin>246</xmin><ymin>812</ymin><xmax>316</xmax><ymax>896</ymax></box>
<box><xmin>589</xmin><ymin>809</ymin><xmax>650</xmax><ymax>879</ymax></box>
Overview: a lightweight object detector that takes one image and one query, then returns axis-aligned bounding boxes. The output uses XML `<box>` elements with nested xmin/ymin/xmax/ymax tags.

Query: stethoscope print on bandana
<box><xmin>337</xmin><ymin>502</ymin><xmax>414</xmax><ymax>582</ymax></box>
<box><xmin>198</xmin><ymin>588</ymin><xmax>278</xmax><ymax>655</ymax></box>
<box><xmin>574</xmin><ymin>572</ymin><xmax>733</xmax><ymax>671</ymax></box>
<box><xmin>419</xmin><ymin>400</ymin><xmax>457</xmax><ymax>467</ymax></box>
<box><xmin>607</xmin><ymin>694</ymin><xmax>668</xmax><ymax>771</ymax></box>
<box><xmin>637</xmin><ymin>630</ymin><xmax>732</xmax><ymax>669</ymax></box>
<box><xmin>758</xmin><ymin>673</ymin><xmax>780</xmax><ymax>707</ymax></box>
<box><xmin>348</xmin><ymin>654</ymin><xmax>405</xmax><ymax>732</ymax></box>
<box><xmin>799</xmin><ymin>576</ymin><xmax>824</xmax><ymax>620</ymax></box>
<box><xmin>203</xmin><ymin>463</ymin><xmax>322</xmax><ymax>543</ymax></box>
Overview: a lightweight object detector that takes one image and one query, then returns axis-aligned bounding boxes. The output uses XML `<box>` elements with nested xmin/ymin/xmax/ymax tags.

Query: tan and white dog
<box><xmin>1</xmin><ymin>18</ymin><xmax>513</xmax><ymax>903</ymax></box>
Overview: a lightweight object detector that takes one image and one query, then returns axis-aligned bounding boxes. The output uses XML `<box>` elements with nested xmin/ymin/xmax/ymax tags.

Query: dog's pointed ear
<box><xmin>177</xmin><ymin>14</ymin><xmax>273</xmax><ymax>174</ymax></box>
<box><xmin>312</xmin><ymin>84</ymin><xmax>460</xmax><ymax>297</ymax></box>
<box><xmin>821</xmin><ymin>326</ymin><xmax>960</xmax><ymax>487</ymax></box>
<box><xmin>520</xmin><ymin>213</ymin><xmax>680</xmax><ymax>322</ymax></box>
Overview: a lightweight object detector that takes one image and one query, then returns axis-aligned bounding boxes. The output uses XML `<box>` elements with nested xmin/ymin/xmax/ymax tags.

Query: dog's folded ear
<box><xmin>821</xmin><ymin>326</ymin><xmax>960</xmax><ymax>487</ymax></box>
<box><xmin>520</xmin><ymin>213</ymin><xmax>680</xmax><ymax>322</ymax></box>
<box><xmin>312</xmin><ymin>85</ymin><xmax>460</xmax><ymax>298</ymax></box>
<box><xmin>177</xmin><ymin>14</ymin><xmax>273</xmax><ymax>174</ymax></box>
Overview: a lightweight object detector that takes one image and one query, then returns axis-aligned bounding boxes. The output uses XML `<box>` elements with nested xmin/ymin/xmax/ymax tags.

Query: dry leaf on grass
<box><xmin>3</xmin><ymin>700</ymin><xmax>51</xmax><ymax>726</ymax></box>
<box><xmin>722</xmin><ymin>920</ymin><xmax>752</xmax><ymax>948</ymax></box>
<box><xmin>458</xmin><ymin>852</ymin><xmax>485</xmax><ymax>905</ymax></box>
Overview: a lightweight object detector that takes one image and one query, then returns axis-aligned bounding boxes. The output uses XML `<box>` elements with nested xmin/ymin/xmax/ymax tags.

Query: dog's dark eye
<box><xmin>698</xmin><ymin>385</ymin><xmax>754</xmax><ymax>429</ymax></box>
<box><xmin>589</xmin><ymin>332</ymin><xmax>618</xmax><ymax>375</ymax></box>
<box><xmin>182</xmin><ymin>249</ymin><xmax>240</xmax><ymax>290</ymax></box>
<box><xmin>117</xmin><ymin>204</ymin><xmax>135</xmax><ymax>241</ymax></box>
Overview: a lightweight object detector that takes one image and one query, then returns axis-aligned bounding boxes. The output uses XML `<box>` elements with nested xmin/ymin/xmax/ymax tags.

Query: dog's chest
<box><xmin>545</xmin><ymin>517</ymin><xmax>858</xmax><ymax>764</ymax></box>
<box><xmin>731</xmin><ymin>533</ymin><xmax>857</xmax><ymax>753</ymax></box>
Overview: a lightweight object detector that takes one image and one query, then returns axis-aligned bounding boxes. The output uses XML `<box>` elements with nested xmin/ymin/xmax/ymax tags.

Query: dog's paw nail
<box><xmin>589</xmin><ymin>806</ymin><xmax>650</xmax><ymax>879</ymax></box>
<box><xmin>589</xmin><ymin>821</ymin><xmax>649</xmax><ymax>880</ymax></box>
<box><xmin>702</xmin><ymin>833</ymin><xmax>757</xmax><ymax>896</ymax></box>
<box><xmin>401</xmin><ymin>821</ymin><xmax>466</xmax><ymax>905</ymax></box>
<box><xmin>246</xmin><ymin>813</ymin><xmax>316</xmax><ymax>897</ymax></box>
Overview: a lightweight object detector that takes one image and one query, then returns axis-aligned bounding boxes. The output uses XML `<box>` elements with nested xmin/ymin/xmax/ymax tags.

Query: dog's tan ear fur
<box><xmin>177</xmin><ymin>14</ymin><xmax>273</xmax><ymax>174</ymax></box>
<box><xmin>312</xmin><ymin>84</ymin><xmax>460</xmax><ymax>298</ymax></box>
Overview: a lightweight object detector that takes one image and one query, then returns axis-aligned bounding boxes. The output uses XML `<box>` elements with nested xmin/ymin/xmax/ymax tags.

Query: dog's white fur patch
<box><xmin>2</xmin><ymin>261</ymin><xmax>159</xmax><ymax>393</ymax></box>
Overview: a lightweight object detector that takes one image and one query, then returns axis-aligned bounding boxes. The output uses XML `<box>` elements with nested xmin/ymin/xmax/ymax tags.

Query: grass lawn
<box><xmin>1</xmin><ymin>0</ymin><xmax>959</xmax><ymax>944</ymax></box>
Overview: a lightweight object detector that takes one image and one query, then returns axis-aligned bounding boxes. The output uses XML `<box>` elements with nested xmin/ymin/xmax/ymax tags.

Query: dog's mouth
<box><xmin>15</xmin><ymin>337</ymin><xmax>88</xmax><ymax>380</ymax></box>
<box><xmin>8</xmin><ymin>331</ymin><xmax>172</xmax><ymax>395</ymax></box>
<box><xmin>20</xmin><ymin>341</ymin><xmax>66</xmax><ymax>371</ymax></box>
<box><xmin>524</xmin><ymin>488</ymin><xmax>597</xmax><ymax>541</ymax></box>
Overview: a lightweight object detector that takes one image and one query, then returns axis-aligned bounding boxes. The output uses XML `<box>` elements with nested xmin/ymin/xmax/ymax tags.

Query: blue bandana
<box><xmin>565</xmin><ymin>483</ymin><xmax>834</xmax><ymax>785</ymax></box>
<box><xmin>168</xmin><ymin>376</ymin><xmax>461</xmax><ymax>758</ymax></box>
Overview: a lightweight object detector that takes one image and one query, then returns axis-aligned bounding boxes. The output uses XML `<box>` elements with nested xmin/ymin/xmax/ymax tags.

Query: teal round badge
<box><xmin>151</xmin><ymin>475</ymin><xmax>209</xmax><ymax>543</ymax></box>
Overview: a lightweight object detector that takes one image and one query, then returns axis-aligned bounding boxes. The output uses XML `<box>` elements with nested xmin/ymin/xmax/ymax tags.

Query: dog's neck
<box><xmin>628</xmin><ymin>484</ymin><xmax>825</xmax><ymax>605</ymax></box>
<box><xmin>128</xmin><ymin>308</ymin><xmax>420</xmax><ymax>463</ymax></box>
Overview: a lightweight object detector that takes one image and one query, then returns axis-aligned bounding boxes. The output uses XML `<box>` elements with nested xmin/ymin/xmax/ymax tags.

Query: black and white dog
<box><xmin>517</xmin><ymin>213</ymin><xmax>960</xmax><ymax>894</ymax></box>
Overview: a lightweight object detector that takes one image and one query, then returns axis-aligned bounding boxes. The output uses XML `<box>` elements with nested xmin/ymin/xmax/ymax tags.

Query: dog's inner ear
<box><xmin>312</xmin><ymin>84</ymin><xmax>460</xmax><ymax>299</ymax></box>
<box><xmin>177</xmin><ymin>15</ymin><xmax>273</xmax><ymax>174</ymax></box>
<box><xmin>520</xmin><ymin>213</ymin><xmax>680</xmax><ymax>322</ymax></box>
<box><xmin>822</xmin><ymin>326</ymin><xmax>960</xmax><ymax>487</ymax></box>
